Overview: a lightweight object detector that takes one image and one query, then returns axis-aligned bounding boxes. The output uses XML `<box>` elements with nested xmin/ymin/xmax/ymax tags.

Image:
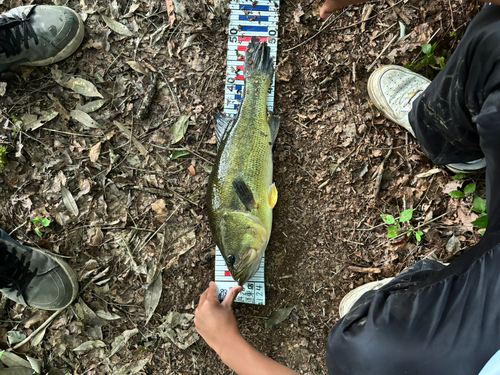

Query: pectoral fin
<box><xmin>267</xmin><ymin>183</ymin><xmax>278</xmax><ymax>208</ymax></box>
<box><xmin>233</xmin><ymin>178</ymin><xmax>258</xmax><ymax>211</ymax></box>
<box><xmin>213</xmin><ymin>113</ymin><xmax>234</xmax><ymax>150</ymax></box>
<box><xmin>268</xmin><ymin>115</ymin><xmax>280</xmax><ymax>143</ymax></box>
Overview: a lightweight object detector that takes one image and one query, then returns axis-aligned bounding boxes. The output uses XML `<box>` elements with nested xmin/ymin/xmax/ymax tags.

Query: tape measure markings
<box><xmin>215</xmin><ymin>0</ymin><xmax>279</xmax><ymax>303</ymax></box>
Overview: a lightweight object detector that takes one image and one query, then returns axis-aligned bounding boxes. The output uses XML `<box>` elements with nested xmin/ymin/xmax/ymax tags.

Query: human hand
<box><xmin>320</xmin><ymin>0</ymin><xmax>365</xmax><ymax>19</ymax></box>
<box><xmin>320</xmin><ymin>0</ymin><xmax>340</xmax><ymax>19</ymax></box>
<box><xmin>194</xmin><ymin>282</ymin><xmax>244</xmax><ymax>355</ymax></box>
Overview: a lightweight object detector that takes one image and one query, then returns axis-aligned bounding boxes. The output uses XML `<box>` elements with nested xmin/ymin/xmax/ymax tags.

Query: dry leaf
<box><xmin>110</xmin><ymin>328</ymin><xmax>139</xmax><ymax>357</ymax></box>
<box><xmin>151</xmin><ymin>199</ymin><xmax>167</xmax><ymax>215</ymax></box>
<box><xmin>266</xmin><ymin>307</ymin><xmax>294</xmax><ymax>328</ymax></box>
<box><xmin>127</xmin><ymin>61</ymin><xmax>147</xmax><ymax>75</ymax></box>
<box><xmin>144</xmin><ymin>272</ymin><xmax>162</xmax><ymax>325</ymax></box>
<box><xmin>23</xmin><ymin>110</ymin><xmax>58</xmax><ymax>131</ymax></box>
<box><xmin>30</xmin><ymin>326</ymin><xmax>46</xmax><ymax>347</ymax></box>
<box><xmin>96</xmin><ymin>310</ymin><xmax>121</xmax><ymax>320</ymax></box>
<box><xmin>114</xmin><ymin>358</ymin><xmax>151</xmax><ymax>375</ymax></box>
<box><xmin>76</xmin><ymin>99</ymin><xmax>107</xmax><ymax>113</ymax></box>
<box><xmin>70</xmin><ymin>110</ymin><xmax>101</xmax><ymax>129</ymax></box>
<box><xmin>102</xmin><ymin>15</ymin><xmax>135</xmax><ymax>37</ymax></box>
<box><xmin>188</xmin><ymin>165</ymin><xmax>195</xmax><ymax>175</ymax></box>
<box><xmin>72</xmin><ymin>340</ymin><xmax>106</xmax><ymax>352</ymax></box>
<box><xmin>158</xmin><ymin>312</ymin><xmax>199</xmax><ymax>349</ymax></box>
<box><xmin>171</xmin><ymin>113</ymin><xmax>191</xmax><ymax>144</ymax></box>
<box><xmin>89</xmin><ymin>142</ymin><xmax>102</xmax><ymax>162</ymax></box>
<box><xmin>52</xmin><ymin>70</ymin><xmax>103</xmax><ymax>98</ymax></box>
<box><xmin>293</xmin><ymin>3</ymin><xmax>304</xmax><ymax>22</ymax></box>
<box><xmin>0</xmin><ymin>351</ymin><xmax>31</xmax><ymax>368</ymax></box>
<box><xmin>61</xmin><ymin>185</ymin><xmax>79</xmax><ymax>216</ymax></box>
<box><xmin>26</xmin><ymin>356</ymin><xmax>42</xmax><ymax>374</ymax></box>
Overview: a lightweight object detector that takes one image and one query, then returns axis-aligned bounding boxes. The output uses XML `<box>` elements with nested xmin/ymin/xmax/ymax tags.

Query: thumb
<box><xmin>221</xmin><ymin>285</ymin><xmax>243</xmax><ymax>307</ymax></box>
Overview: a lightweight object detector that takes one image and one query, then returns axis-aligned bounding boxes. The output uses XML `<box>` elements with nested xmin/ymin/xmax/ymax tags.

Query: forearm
<box><xmin>219</xmin><ymin>335</ymin><xmax>299</xmax><ymax>375</ymax></box>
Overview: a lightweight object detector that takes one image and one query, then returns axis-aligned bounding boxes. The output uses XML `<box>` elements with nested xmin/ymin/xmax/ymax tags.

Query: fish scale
<box><xmin>214</xmin><ymin>0</ymin><xmax>280</xmax><ymax>305</ymax></box>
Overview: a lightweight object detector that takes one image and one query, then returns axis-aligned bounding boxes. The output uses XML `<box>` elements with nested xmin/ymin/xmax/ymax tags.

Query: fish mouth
<box><xmin>232</xmin><ymin>248</ymin><xmax>262</xmax><ymax>285</ymax></box>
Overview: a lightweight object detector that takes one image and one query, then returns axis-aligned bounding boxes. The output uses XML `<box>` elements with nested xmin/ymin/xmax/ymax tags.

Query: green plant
<box><xmin>471</xmin><ymin>195</ymin><xmax>487</xmax><ymax>235</ymax></box>
<box><xmin>448</xmin><ymin>181</ymin><xmax>476</xmax><ymax>197</ymax></box>
<box><xmin>448</xmin><ymin>174</ymin><xmax>487</xmax><ymax>234</ymax></box>
<box><xmin>0</xmin><ymin>145</ymin><xmax>7</xmax><ymax>172</ymax></box>
<box><xmin>30</xmin><ymin>216</ymin><xmax>50</xmax><ymax>237</ymax></box>
<box><xmin>406</xmin><ymin>43</ymin><xmax>449</xmax><ymax>76</ymax></box>
<box><xmin>381</xmin><ymin>207</ymin><xmax>423</xmax><ymax>241</ymax></box>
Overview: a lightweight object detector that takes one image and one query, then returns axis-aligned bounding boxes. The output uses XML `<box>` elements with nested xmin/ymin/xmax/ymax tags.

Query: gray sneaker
<box><xmin>0</xmin><ymin>229</ymin><xmax>78</xmax><ymax>310</ymax></box>
<box><xmin>368</xmin><ymin>65</ymin><xmax>485</xmax><ymax>174</ymax></box>
<box><xmin>0</xmin><ymin>5</ymin><xmax>84</xmax><ymax>71</ymax></box>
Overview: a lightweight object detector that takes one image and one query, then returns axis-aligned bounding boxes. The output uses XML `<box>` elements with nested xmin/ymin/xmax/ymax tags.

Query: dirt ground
<box><xmin>0</xmin><ymin>0</ymin><xmax>486</xmax><ymax>373</ymax></box>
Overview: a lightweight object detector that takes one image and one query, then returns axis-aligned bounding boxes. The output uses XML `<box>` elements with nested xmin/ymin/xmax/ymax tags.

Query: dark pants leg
<box><xmin>326</xmin><ymin>4</ymin><xmax>500</xmax><ymax>375</ymax></box>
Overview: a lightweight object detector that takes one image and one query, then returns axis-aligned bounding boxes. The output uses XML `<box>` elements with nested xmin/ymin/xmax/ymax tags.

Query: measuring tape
<box><xmin>214</xmin><ymin>0</ymin><xmax>280</xmax><ymax>305</ymax></box>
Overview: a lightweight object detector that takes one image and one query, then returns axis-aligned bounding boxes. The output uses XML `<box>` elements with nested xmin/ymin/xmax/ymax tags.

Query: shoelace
<box><xmin>0</xmin><ymin>5</ymin><xmax>38</xmax><ymax>58</ymax></box>
<box><xmin>0</xmin><ymin>240</ymin><xmax>37</xmax><ymax>298</ymax></box>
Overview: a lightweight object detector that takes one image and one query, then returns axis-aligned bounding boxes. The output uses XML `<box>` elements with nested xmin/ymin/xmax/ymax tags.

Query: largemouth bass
<box><xmin>207</xmin><ymin>37</ymin><xmax>279</xmax><ymax>285</ymax></box>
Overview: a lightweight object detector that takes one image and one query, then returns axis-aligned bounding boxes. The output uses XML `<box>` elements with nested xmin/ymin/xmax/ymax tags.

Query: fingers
<box><xmin>221</xmin><ymin>285</ymin><xmax>243</xmax><ymax>307</ymax></box>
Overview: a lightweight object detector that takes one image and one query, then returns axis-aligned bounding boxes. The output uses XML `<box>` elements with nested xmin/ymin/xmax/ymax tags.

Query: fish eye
<box><xmin>227</xmin><ymin>255</ymin><xmax>235</xmax><ymax>265</ymax></box>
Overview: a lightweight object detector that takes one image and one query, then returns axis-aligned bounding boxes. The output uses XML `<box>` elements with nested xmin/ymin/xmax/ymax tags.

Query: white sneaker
<box><xmin>368</xmin><ymin>65</ymin><xmax>485</xmax><ymax>174</ymax></box>
<box><xmin>368</xmin><ymin>65</ymin><xmax>430</xmax><ymax>136</ymax></box>
<box><xmin>339</xmin><ymin>278</ymin><xmax>394</xmax><ymax>318</ymax></box>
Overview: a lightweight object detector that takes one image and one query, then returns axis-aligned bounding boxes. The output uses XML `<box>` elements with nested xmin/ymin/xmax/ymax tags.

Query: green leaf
<box><xmin>387</xmin><ymin>225</ymin><xmax>398</xmax><ymax>238</ymax></box>
<box><xmin>472</xmin><ymin>195</ymin><xmax>486</xmax><ymax>214</ymax></box>
<box><xmin>463</xmin><ymin>183</ymin><xmax>476</xmax><ymax>195</ymax></box>
<box><xmin>471</xmin><ymin>214</ymin><xmax>488</xmax><ymax>228</ymax></box>
<box><xmin>450</xmin><ymin>30</ymin><xmax>456</xmax><ymax>37</ymax></box>
<box><xmin>448</xmin><ymin>190</ymin><xmax>464</xmax><ymax>198</ymax></box>
<box><xmin>380</xmin><ymin>214</ymin><xmax>396</xmax><ymax>225</ymax></box>
<box><xmin>407</xmin><ymin>231</ymin><xmax>411</xmax><ymax>236</ymax></box>
<box><xmin>414</xmin><ymin>231</ymin><xmax>423</xmax><ymax>241</ymax></box>
<box><xmin>421</xmin><ymin>43</ymin><xmax>432</xmax><ymax>55</ymax></box>
<box><xmin>30</xmin><ymin>216</ymin><xmax>40</xmax><ymax>224</ymax></box>
<box><xmin>453</xmin><ymin>173</ymin><xmax>466</xmax><ymax>180</ymax></box>
<box><xmin>439</xmin><ymin>56</ymin><xmax>445</xmax><ymax>69</ymax></box>
<box><xmin>478</xmin><ymin>229</ymin><xmax>486</xmax><ymax>235</ymax></box>
<box><xmin>399</xmin><ymin>208</ymin><xmax>413</xmax><ymax>223</ymax></box>
<box><xmin>0</xmin><ymin>350</ymin><xmax>3</xmax><ymax>358</ymax></box>
<box><xmin>35</xmin><ymin>227</ymin><xmax>42</xmax><ymax>237</ymax></box>
<box><xmin>167</xmin><ymin>150</ymin><xmax>190</xmax><ymax>161</ymax></box>
<box><xmin>41</xmin><ymin>217</ymin><xmax>50</xmax><ymax>227</ymax></box>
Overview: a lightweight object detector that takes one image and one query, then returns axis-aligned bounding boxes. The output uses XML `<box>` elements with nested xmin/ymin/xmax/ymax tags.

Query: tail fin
<box><xmin>244</xmin><ymin>36</ymin><xmax>274</xmax><ymax>79</ymax></box>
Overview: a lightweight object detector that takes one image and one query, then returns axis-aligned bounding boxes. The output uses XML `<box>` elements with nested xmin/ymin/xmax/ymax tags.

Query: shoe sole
<box><xmin>33</xmin><ymin>248</ymin><xmax>79</xmax><ymax>310</ymax></box>
<box><xmin>339</xmin><ymin>277</ymin><xmax>394</xmax><ymax>318</ymax></box>
<box><xmin>22</xmin><ymin>7</ymin><xmax>85</xmax><ymax>67</ymax></box>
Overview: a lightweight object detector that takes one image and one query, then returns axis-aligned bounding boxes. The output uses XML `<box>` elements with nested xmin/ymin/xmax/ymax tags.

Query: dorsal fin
<box><xmin>213</xmin><ymin>113</ymin><xmax>234</xmax><ymax>150</ymax></box>
<box><xmin>232</xmin><ymin>178</ymin><xmax>258</xmax><ymax>211</ymax></box>
<box><xmin>268</xmin><ymin>114</ymin><xmax>280</xmax><ymax>143</ymax></box>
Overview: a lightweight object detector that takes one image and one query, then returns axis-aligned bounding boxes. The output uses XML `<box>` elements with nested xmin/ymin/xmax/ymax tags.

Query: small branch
<box><xmin>366</xmin><ymin>34</ymin><xmax>398</xmax><ymax>72</ymax></box>
<box><xmin>348</xmin><ymin>266</ymin><xmax>381</xmax><ymax>274</ymax></box>
<box><xmin>373</xmin><ymin>147</ymin><xmax>393</xmax><ymax>198</ymax></box>
<box><xmin>10</xmin><ymin>308</ymin><xmax>64</xmax><ymax>350</ymax></box>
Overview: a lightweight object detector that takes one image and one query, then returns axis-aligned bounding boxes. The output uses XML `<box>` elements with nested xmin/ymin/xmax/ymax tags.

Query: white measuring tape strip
<box><xmin>214</xmin><ymin>0</ymin><xmax>280</xmax><ymax>305</ymax></box>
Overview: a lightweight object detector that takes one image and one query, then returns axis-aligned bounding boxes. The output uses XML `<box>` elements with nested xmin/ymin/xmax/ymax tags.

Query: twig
<box><xmin>158</xmin><ymin>70</ymin><xmax>181</xmax><ymax>115</ymax></box>
<box><xmin>285</xmin><ymin>0</ymin><xmax>405</xmax><ymax>52</ymax></box>
<box><xmin>348</xmin><ymin>266</ymin><xmax>381</xmax><ymax>273</ymax></box>
<box><xmin>373</xmin><ymin>147</ymin><xmax>393</xmax><ymax>197</ymax></box>
<box><xmin>391</xmin><ymin>211</ymin><xmax>450</xmax><ymax>240</ymax></box>
<box><xmin>10</xmin><ymin>308</ymin><xmax>64</xmax><ymax>350</ymax></box>
<box><xmin>283</xmin><ymin>6</ymin><xmax>352</xmax><ymax>52</ymax></box>
<box><xmin>366</xmin><ymin>34</ymin><xmax>397</xmax><ymax>72</ymax></box>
